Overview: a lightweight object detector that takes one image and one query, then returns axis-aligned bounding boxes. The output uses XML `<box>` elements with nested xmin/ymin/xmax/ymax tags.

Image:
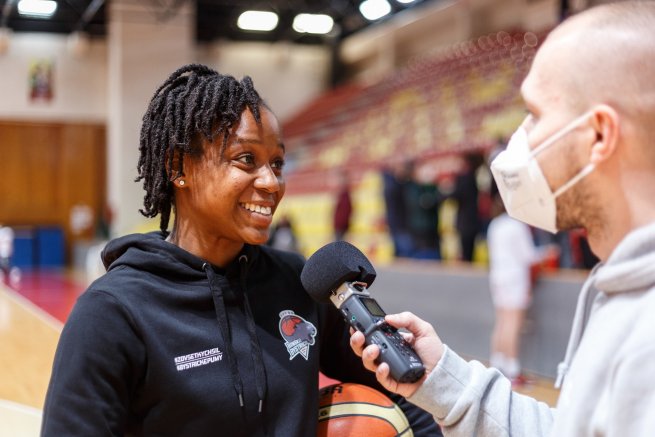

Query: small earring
<box><xmin>179</xmin><ymin>180</ymin><xmax>185</xmax><ymax>186</ymax></box>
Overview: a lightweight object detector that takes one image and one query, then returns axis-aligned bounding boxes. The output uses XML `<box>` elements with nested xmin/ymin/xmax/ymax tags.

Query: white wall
<box><xmin>106</xmin><ymin>0</ymin><xmax>196</xmax><ymax>237</ymax></box>
<box><xmin>0</xmin><ymin>32</ymin><xmax>107</xmax><ymax>122</ymax></box>
<box><xmin>197</xmin><ymin>41</ymin><xmax>332</xmax><ymax>121</ymax></box>
<box><xmin>0</xmin><ymin>34</ymin><xmax>331</xmax><ymax>125</ymax></box>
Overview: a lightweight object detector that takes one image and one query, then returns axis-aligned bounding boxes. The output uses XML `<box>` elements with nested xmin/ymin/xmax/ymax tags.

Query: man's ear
<box><xmin>589</xmin><ymin>104</ymin><xmax>620</xmax><ymax>165</ymax></box>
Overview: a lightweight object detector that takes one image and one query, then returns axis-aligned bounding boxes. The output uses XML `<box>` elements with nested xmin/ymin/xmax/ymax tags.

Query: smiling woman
<box><xmin>39</xmin><ymin>64</ymin><xmax>443</xmax><ymax>437</ymax></box>
<box><xmin>172</xmin><ymin>106</ymin><xmax>286</xmax><ymax>264</ymax></box>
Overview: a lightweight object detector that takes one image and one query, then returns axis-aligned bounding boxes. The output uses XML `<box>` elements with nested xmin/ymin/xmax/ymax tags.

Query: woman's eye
<box><xmin>271</xmin><ymin>159</ymin><xmax>285</xmax><ymax>170</ymax></box>
<box><xmin>236</xmin><ymin>154</ymin><xmax>255</xmax><ymax>165</ymax></box>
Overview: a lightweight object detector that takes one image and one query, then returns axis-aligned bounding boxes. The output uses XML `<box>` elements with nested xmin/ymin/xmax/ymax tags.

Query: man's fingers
<box><xmin>399</xmin><ymin>331</ymin><xmax>414</xmax><ymax>344</ymax></box>
<box><xmin>375</xmin><ymin>363</ymin><xmax>399</xmax><ymax>393</ymax></box>
<box><xmin>362</xmin><ymin>344</ymin><xmax>380</xmax><ymax>372</ymax></box>
<box><xmin>350</xmin><ymin>330</ymin><xmax>366</xmax><ymax>357</ymax></box>
<box><xmin>351</xmin><ymin>330</ymin><xmax>381</xmax><ymax>372</ymax></box>
<box><xmin>385</xmin><ymin>312</ymin><xmax>436</xmax><ymax>338</ymax></box>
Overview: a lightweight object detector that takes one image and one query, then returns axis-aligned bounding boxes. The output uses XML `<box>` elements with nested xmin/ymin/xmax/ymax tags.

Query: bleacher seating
<box><xmin>282</xmin><ymin>30</ymin><xmax>545</xmax><ymax>195</ymax></box>
<box><xmin>277</xmin><ymin>29</ymin><xmax>548</xmax><ymax>258</ymax></box>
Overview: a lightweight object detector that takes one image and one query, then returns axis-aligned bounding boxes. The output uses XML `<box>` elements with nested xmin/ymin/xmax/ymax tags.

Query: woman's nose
<box><xmin>254</xmin><ymin>164</ymin><xmax>281</xmax><ymax>193</ymax></box>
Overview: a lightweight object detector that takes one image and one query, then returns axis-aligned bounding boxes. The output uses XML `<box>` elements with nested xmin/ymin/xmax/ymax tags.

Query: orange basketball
<box><xmin>318</xmin><ymin>383</ymin><xmax>414</xmax><ymax>437</ymax></box>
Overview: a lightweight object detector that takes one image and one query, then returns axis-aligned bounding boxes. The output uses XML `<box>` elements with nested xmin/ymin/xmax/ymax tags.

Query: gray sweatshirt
<box><xmin>409</xmin><ymin>221</ymin><xmax>655</xmax><ymax>436</ymax></box>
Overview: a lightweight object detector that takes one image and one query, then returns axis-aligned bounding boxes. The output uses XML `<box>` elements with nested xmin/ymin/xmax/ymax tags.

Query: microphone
<box><xmin>301</xmin><ymin>241</ymin><xmax>425</xmax><ymax>383</ymax></box>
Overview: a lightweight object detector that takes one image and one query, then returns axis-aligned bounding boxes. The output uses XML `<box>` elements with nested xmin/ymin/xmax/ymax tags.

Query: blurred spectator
<box><xmin>0</xmin><ymin>225</ymin><xmax>21</xmax><ymax>287</ymax></box>
<box><xmin>96</xmin><ymin>203</ymin><xmax>113</xmax><ymax>240</ymax></box>
<box><xmin>451</xmin><ymin>153</ymin><xmax>484</xmax><ymax>261</ymax></box>
<box><xmin>570</xmin><ymin>229</ymin><xmax>600</xmax><ymax>269</ymax></box>
<box><xmin>267</xmin><ymin>215</ymin><xmax>299</xmax><ymax>253</ymax></box>
<box><xmin>533</xmin><ymin>229</ymin><xmax>574</xmax><ymax>269</ymax></box>
<box><xmin>477</xmin><ymin>189</ymin><xmax>493</xmax><ymax>239</ymax></box>
<box><xmin>479</xmin><ymin>139</ymin><xmax>507</xmax><ymax>238</ymax></box>
<box><xmin>404</xmin><ymin>163</ymin><xmax>443</xmax><ymax>260</ymax></box>
<box><xmin>486</xmin><ymin>191</ymin><xmax>538</xmax><ymax>385</ymax></box>
<box><xmin>382</xmin><ymin>161</ymin><xmax>414</xmax><ymax>257</ymax></box>
<box><xmin>332</xmin><ymin>170</ymin><xmax>352</xmax><ymax>241</ymax></box>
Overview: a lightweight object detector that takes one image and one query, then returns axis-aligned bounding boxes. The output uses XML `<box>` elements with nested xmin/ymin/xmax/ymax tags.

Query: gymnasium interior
<box><xmin>0</xmin><ymin>0</ymin><xmax>605</xmax><ymax>434</ymax></box>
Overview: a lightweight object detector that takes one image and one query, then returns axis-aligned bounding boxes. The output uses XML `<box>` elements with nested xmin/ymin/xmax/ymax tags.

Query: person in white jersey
<box><xmin>486</xmin><ymin>188</ymin><xmax>539</xmax><ymax>385</ymax></box>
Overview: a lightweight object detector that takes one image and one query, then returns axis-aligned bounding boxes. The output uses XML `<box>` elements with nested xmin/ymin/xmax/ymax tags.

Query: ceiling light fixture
<box><xmin>292</xmin><ymin>14</ymin><xmax>334</xmax><ymax>35</ymax></box>
<box><xmin>17</xmin><ymin>0</ymin><xmax>58</xmax><ymax>18</ymax></box>
<box><xmin>237</xmin><ymin>10</ymin><xmax>279</xmax><ymax>32</ymax></box>
<box><xmin>396</xmin><ymin>0</ymin><xmax>417</xmax><ymax>4</ymax></box>
<box><xmin>359</xmin><ymin>0</ymin><xmax>392</xmax><ymax>21</ymax></box>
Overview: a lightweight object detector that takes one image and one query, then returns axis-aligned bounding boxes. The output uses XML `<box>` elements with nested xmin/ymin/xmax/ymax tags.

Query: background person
<box><xmin>267</xmin><ymin>214</ymin><xmax>299</xmax><ymax>253</ymax></box>
<box><xmin>404</xmin><ymin>161</ymin><xmax>443</xmax><ymax>261</ymax></box>
<box><xmin>332</xmin><ymin>169</ymin><xmax>353</xmax><ymax>241</ymax></box>
<box><xmin>450</xmin><ymin>153</ymin><xmax>483</xmax><ymax>262</ymax></box>
<box><xmin>0</xmin><ymin>225</ymin><xmax>20</xmax><ymax>287</ymax></box>
<box><xmin>350</xmin><ymin>2</ymin><xmax>655</xmax><ymax>436</ymax></box>
<box><xmin>382</xmin><ymin>159</ymin><xmax>415</xmax><ymax>258</ymax></box>
<box><xmin>487</xmin><ymin>189</ymin><xmax>539</xmax><ymax>385</ymax></box>
<box><xmin>41</xmin><ymin>64</ymin><xmax>442</xmax><ymax>436</ymax></box>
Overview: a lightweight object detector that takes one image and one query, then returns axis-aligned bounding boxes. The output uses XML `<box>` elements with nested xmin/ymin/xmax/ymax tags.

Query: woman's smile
<box><xmin>240</xmin><ymin>202</ymin><xmax>273</xmax><ymax>216</ymax></box>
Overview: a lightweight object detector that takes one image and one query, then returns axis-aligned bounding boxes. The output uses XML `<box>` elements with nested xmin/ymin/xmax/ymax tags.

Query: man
<box><xmin>350</xmin><ymin>2</ymin><xmax>655</xmax><ymax>436</ymax></box>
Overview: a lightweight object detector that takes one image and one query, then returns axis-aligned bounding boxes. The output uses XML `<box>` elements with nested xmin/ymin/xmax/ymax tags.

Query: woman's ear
<box><xmin>589</xmin><ymin>104</ymin><xmax>620</xmax><ymax>165</ymax></box>
<box><xmin>166</xmin><ymin>149</ymin><xmax>187</xmax><ymax>187</ymax></box>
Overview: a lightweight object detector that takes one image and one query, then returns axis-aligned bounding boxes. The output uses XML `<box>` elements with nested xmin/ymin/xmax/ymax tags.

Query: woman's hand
<box><xmin>349</xmin><ymin>312</ymin><xmax>445</xmax><ymax>398</ymax></box>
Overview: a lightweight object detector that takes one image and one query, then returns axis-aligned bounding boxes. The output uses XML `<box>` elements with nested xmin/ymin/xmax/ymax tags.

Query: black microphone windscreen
<box><xmin>300</xmin><ymin>241</ymin><xmax>376</xmax><ymax>303</ymax></box>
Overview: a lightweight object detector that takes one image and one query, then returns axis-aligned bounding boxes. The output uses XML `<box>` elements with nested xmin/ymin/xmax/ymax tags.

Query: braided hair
<box><xmin>135</xmin><ymin>64</ymin><xmax>264</xmax><ymax>232</ymax></box>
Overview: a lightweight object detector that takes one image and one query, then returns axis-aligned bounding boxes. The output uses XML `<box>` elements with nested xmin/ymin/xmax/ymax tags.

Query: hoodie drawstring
<box><xmin>238</xmin><ymin>255</ymin><xmax>268</xmax><ymax>415</ymax></box>
<box><xmin>555</xmin><ymin>263</ymin><xmax>603</xmax><ymax>388</ymax></box>
<box><xmin>203</xmin><ymin>262</ymin><xmax>245</xmax><ymax>408</ymax></box>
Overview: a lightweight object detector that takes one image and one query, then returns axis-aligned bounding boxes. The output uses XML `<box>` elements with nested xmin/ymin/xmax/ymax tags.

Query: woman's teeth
<box><xmin>241</xmin><ymin>203</ymin><xmax>272</xmax><ymax>216</ymax></box>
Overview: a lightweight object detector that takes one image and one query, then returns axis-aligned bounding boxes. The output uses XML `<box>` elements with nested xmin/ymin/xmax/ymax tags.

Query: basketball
<box><xmin>318</xmin><ymin>383</ymin><xmax>414</xmax><ymax>437</ymax></box>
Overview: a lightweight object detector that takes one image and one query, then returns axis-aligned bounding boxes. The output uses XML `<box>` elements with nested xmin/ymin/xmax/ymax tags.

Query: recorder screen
<box><xmin>361</xmin><ymin>297</ymin><xmax>386</xmax><ymax>317</ymax></box>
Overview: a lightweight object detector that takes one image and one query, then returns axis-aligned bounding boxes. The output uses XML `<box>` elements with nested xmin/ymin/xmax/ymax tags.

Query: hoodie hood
<box><xmin>592</xmin><ymin>221</ymin><xmax>655</xmax><ymax>294</ymax></box>
<box><xmin>556</xmin><ymin>221</ymin><xmax>655</xmax><ymax>388</ymax></box>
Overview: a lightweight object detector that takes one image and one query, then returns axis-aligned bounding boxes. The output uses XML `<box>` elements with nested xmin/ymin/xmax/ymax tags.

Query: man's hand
<box><xmin>349</xmin><ymin>311</ymin><xmax>445</xmax><ymax>398</ymax></box>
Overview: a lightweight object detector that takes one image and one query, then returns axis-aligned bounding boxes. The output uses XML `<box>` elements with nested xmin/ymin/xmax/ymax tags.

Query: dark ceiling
<box><xmin>0</xmin><ymin>0</ymin><xmax>433</xmax><ymax>44</ymax></box>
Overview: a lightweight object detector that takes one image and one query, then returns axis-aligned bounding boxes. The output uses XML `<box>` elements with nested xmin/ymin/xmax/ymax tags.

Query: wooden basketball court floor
<box><xmin>0</xmin><ymin>270</ymin><xmax>559</xmax><ymax>436</ymax></box>
<box><xmin>0</xmin><ymin>271</ymin><xmax>85</xmax><ymax>436</ymax></box>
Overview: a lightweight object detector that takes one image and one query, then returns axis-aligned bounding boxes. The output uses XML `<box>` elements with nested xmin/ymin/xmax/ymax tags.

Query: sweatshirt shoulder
<box><xmin>89</xmin><ymin>264</ymin><xmax>145</xmax><ymax>290</ymax></box>
<box><xmin>84</xmin><ymin>264</ymin><xmax>164</xmax><ymax>305</ymax></box>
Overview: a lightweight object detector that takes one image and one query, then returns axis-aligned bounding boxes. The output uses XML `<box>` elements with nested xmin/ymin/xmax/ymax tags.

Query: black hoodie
<box><xmin>41</xmin><ymin>232</ymin><xmax>442</xmax><ymax>436</ymax></box>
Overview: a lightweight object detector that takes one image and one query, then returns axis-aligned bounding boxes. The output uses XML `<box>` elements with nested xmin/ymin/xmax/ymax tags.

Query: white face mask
<box><xmin>490</xmin><ymin>111</ymin><xmax>596</xmax><ymax>233</ymax></box>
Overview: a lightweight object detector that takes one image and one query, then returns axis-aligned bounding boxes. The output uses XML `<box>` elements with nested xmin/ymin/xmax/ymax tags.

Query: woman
<box><xmin>41</xmin><ymin>64</ymin><xmax>441</xmax><ymax>436</ymax></box>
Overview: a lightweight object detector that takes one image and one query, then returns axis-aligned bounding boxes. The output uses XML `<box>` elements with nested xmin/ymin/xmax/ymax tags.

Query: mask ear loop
<box><xmin>529</xmin><ymin>110</ymin><xmax>596</xmax><ymax>159</ymax></box>
<box><xmin>553</xmin><ymin>163</ymin><xmax>595</xmax><ymax>198</ymax></box>
<box><xmin>526</xmin><ymin>110</ymin><xmax>597</xmax><ymax>198</ymax></box>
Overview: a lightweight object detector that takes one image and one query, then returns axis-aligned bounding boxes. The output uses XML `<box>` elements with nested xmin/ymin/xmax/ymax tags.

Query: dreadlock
<box><xmin>135</xmin><ymin>64</ymin><xmax>264</xmax><ymax>232</ymax></box>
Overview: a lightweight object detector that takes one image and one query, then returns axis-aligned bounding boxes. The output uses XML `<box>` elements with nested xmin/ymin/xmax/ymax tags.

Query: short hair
<box><xmin>558</xmin><ymin>1</ymin><xmax>655</xmax><ymax>119</ymax></box>
<box><xmin>581</xmin><ymin>0</ymin><xmax>655</xmax><ymax>28</ymax></box>
<box><xmin>135</xmin><ymin>64</ymin><xmax>264</xmax><ymax>232</ymax></box>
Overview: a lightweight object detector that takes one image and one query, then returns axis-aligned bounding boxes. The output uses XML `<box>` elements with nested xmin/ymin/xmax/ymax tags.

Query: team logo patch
<box><xmin>279</xmin><ymin>310</ymin><xmax>317</xmax><ymax>361</ymax></box>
